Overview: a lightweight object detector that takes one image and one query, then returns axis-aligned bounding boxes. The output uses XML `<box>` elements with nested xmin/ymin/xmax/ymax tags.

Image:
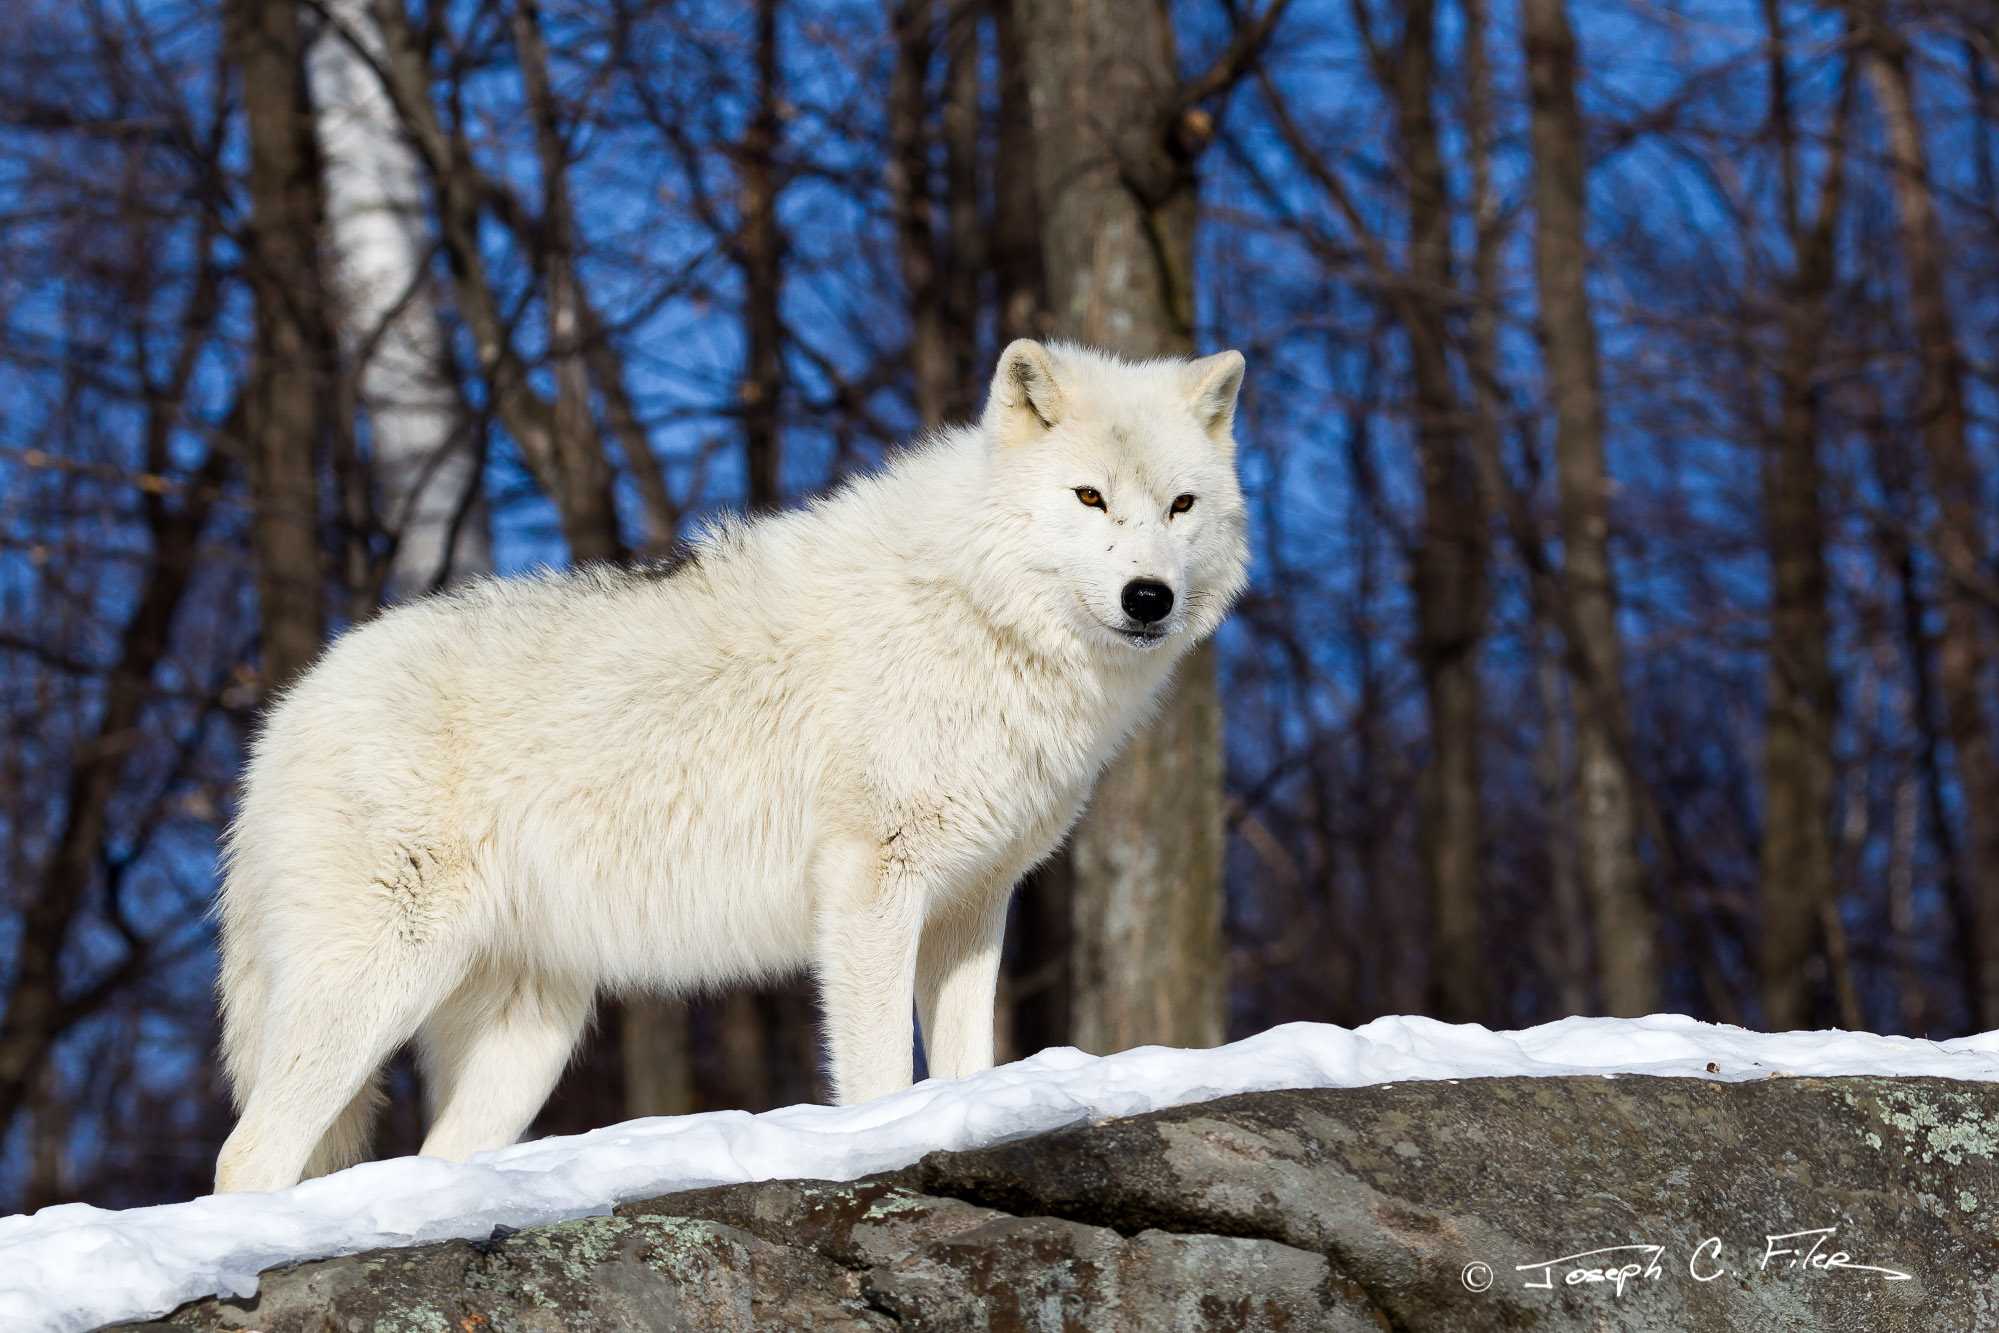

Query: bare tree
<box><xmin>1243</xmin><ymin>0</ymin><xmax>1489</xmax><ymax>1021</ymax></box>
<box><xmin>1758</xmin><ymin>13</ymin><xmax>1853</xmax><ymax>1031</ymax></box>
<box><xmin>1522</xmin><ymin>0</ymin><xmax>1656</xmax><ymax>1014</ymax></box>
<box><xmin>1393</xmin><ymin>0</ymin><xmax>1489</xmax><ymax>1022</ymax></box>
<box><xmin>0</xmin><ymin>444</ymin><xmax>230</xmax><ymax>1141</ymax></box>
<box><xmin>1865</xmin><ymin>7</ymin><xmax>1999</xmax><ymax>1029</ymax></box>
<box><xmin>990</xmin><ymin>0</ymin><xmax>1047</xmax><ymax>346</ymax></box>
<box><xmin>889</xmin><ymin>0</ymin><xmax>984</xmax><ymax>429</ymax></box>
<box><xmin>740</xmin><ymin>0</ymin><xmax>786</xmax><ymax>507</ymax></box>
<box><xmin>234</xmin><ymin>0</ymin><xmax>335</xmax><ymax>691</ymax></box>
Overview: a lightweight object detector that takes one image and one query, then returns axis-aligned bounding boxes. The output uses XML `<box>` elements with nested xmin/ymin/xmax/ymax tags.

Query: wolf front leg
<box><xmin>915</xmin><ymin>886</ymin><xmax>1010</xmax><ymax>1081</ymax></box>
<box><xmin>813</xmin><ymin>837</ymin><xmax>928</xmax><ymax>1103</ymax></box>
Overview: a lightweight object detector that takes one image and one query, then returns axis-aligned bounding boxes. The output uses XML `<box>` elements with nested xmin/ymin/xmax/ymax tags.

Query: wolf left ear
<box><xmin>1184</xmin><ymin>350</ymin><xmax>1246</xmax><ymax>445</ymax></box>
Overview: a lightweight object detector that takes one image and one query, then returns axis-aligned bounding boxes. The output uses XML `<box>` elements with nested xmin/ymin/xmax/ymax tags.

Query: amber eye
<box><xmin>1074</xmin><ymin>487</ymin><xmax>1106</xmax><ymax>510</ymax></box>
<box><xmin>1170</xmin><ymin>493</ymin><xmax>1195</xmax><ymax>516</ymax></box>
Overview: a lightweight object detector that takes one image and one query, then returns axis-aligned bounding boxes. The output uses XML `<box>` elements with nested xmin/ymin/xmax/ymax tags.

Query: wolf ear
<box><xmin>986</xmin><ymin>339</ymin><xmax>1065</xmax><ymax>441</ymax></box>
<box><xmin>1184</xmin><ymin>350</ymin><xmax>1246</xmax><ymax>445</ymax></box>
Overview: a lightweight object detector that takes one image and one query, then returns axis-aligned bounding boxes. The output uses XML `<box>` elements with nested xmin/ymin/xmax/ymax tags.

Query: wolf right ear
<box><xmin>986</xmin><ymin>339</ymin><xmax>1065</xmax><ymax>440</ymax></box>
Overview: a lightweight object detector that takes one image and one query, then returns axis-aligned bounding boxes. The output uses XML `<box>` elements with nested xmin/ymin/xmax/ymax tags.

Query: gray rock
<box><xmin>917</xmin><ymin>1075</ymin><xmax>1999</xmax><ymax>1330</ymax></box>
<box><xmin>101</xmin><ymin>1075</ymin><xmax>1999</xmax><ymax>1331</ymax></box>
<box><xmin>628</xmin><ymin>1175</ymin><xmax>1372</xmax><ymax>1329</ymax></box>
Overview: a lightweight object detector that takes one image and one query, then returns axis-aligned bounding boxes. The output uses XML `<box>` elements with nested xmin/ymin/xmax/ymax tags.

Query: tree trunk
<box><xmin>886</xmin><ymin>0</ymin><xmax>981</xmax><ymax>428</ymax></box>
<box><xmin>1888</xmin><ymin>769</ymin><xmax>1926</xmax><ymax>1033</ymax></box>
<box><xmin>1394</xmin><ymin>0</ymin><xmax>1488</xmax><ymax>1024</ymax></box>
<box><xmin>1757</xmin><ymin>22</ymin><xmax>1849</xmax><ymax>1031</ymax></box>
<box><xmin>1867</xmin><ymin>18</ymin><xmax>1999</xmax><ymax>1030</ymax></box>
<box><xmin>716</xmin><ymin>991</ymin><xmax>773</xmax><ymax>1112</ymax></box>
<box><xmin>888</xmin><ymin>0</ymin><xmax>953</xmax><ymax>430</ymax></box>
<box><xmin>741</xmin><ymin>0</ymin><xmax>784</xmax><ymax>509</ymax></box>
<box><xmin>941</xmin><ymin>0</ymin><xmax>984</xmax><ymax>416</ymax></box>
<box><xmin>1002</xmin><ymin>845</ymin><xmax>1072</xmax><ymax>1060</ymax></box>
<box><xmin>512</xmin><ymin>0</ymin><xmax>622</xmax><ymax>564</ymax></box>
<box><xmin>1874</xmin><ymin>482</ymin><xmax>1982</xmax><ymax>1023</ymax></box>
<box><xmin>1535</xmin><ymin>629</ymin><xmax>1591</xmax><ymax>1014</ymax></box>
<box><xmin>1014</xmin><ymin>0</ymin><xmax>1226</xmax><ymax>1054</ymax></box>
<box><xmin>1521</xmin><ymin>0</ymin><xmax>1657</xmax><ymax>1016</ymax></box>
<box><xmin>310</xmin><ymin>0</ymin><xmax>489</xmax><ymax>602</ymax></box>
<box><xmin>622</xmin><ymin>995</ymin><xmax>693</xmax><ymax>1119</ymax></box>
<box><xmin>989</xmin><ymin>0</ymin><xmax>1047</xmax><ymax>345</ymax></box>
<box><xmin>235</xmin><ymin>0</ymin><xmax>331</xmax><ymax>693</ymax></box>
<box><xmin>1759</xmin><ymin>327</ymin><xmax>1837</xmax><ymax>1032</ymax></box>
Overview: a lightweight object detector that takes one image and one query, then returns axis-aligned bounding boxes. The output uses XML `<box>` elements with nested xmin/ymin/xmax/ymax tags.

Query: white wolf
<box><xmin>212</xmin><ymin>339</ymin><xmax>1250</xmax><ymax>1194</ymax></box>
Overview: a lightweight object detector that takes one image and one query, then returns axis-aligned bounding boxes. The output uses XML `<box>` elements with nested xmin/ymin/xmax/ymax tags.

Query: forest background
<box><xmin>3</xmin><ymin>0</ymin><xmax>1996</xmax><ymax>1214</ymax></box>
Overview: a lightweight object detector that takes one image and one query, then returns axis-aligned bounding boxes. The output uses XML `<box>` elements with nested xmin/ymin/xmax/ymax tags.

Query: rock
<box><xmin>637</xmin><ymin>1175</ymin><xmax>1370</xmax><ymax>1329</ymax></box>
<box><xmin>107</xmin><ymin>1215</ymin><xmax>887</xmax><ymax>1333</ymax></box>
<box><xmin>101</xmin><ymin>1075</ymin><xmax>1999</xmax><ymax>1332</ymax></box>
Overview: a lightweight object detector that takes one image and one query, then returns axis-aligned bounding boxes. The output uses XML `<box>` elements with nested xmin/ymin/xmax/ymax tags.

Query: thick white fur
<box><xmin>212</xmin><ymin>340</ymin><xmax>1250</xmax><ymax>1193</ymax></box>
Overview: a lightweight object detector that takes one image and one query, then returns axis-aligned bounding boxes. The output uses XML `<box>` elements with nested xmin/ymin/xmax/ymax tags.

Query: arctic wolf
<box><xmin>212</xmin><ymin>339</ymin><xmax>1250</xmax><ymax>1194</ymax></box>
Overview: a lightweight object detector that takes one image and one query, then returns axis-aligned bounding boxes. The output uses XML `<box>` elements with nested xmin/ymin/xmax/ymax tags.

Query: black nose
<box><xmin>1121</xmin><ymin>579</ymin><xmax>1174</xmax><ymax>625</ymax></box>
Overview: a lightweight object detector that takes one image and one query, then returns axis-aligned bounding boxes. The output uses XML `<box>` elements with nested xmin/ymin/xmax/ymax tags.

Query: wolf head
<box><xmin>979</xmin><ymin>340</ymin><xmax>1251</xmax><ymax>655</ymax></box>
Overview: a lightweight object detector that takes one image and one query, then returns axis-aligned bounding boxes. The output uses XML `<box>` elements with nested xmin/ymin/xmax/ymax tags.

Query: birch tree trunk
<box><xmin>1521</xmin><ymin>0</ymin><xmax>1657</xmax><ymax>1015</ymax></box>
<box><xmin>1867</xmin><ymin>21</ymin><xmax>1999</xmax><ymax>1029</ymax></box>
<box><xmin>1015</xmin><ymin>0</ymin><xmax>1226</xmax><ymax>1053</ymax></box>
<box><xmin>309</xmin><ymin>0</ymin><xmax>489</xmax><ymax>601</ymax></box>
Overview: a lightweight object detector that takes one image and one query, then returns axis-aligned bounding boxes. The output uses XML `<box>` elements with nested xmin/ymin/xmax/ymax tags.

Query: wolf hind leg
<box><xmin>416</xmin><ymin>973</ymin><xmax>591</xmax><ymax>1162</ymax></box>
<box><xmin>213</xmin><ymin>945</ymin><xmax>458</xmax><ymax>1194</ymax></box>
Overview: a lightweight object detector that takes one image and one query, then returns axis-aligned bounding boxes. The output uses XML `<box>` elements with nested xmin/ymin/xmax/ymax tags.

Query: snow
<box><xmin>7</xmin><ymin>1013</ymin><xmax>1999</xmax><ymax>1333</ymax></box>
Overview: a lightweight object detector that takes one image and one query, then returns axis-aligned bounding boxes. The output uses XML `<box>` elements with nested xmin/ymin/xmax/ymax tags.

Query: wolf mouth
<box><xmin>1117</xmin><ymin>626</ymin><xmax>1170</xmax><ymax>647</ymax></box>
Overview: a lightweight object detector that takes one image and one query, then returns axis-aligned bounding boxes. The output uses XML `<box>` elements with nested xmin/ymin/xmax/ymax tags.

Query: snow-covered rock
<box><xmin>9</xmin><ymin>1014</ymin><xmax>1999</xmax><ymax>1333</ymax></box>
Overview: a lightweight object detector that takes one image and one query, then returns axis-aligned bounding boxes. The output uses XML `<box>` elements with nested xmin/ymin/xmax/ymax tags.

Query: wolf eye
<box><xmin>1074</xmin><ymin>487</ymin><xmax>1106</xmax><ymax>510</ymax></box>
<box><xmin>1170</xmin><ymin>493</ymin><xmax>1196</xmax><ymax>516</ymax></box>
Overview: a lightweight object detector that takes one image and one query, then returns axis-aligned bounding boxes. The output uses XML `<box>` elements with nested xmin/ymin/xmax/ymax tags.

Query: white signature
<box><xmin>1753</xmin><ymin>1228</ymin><xmax>1912</xmax><ymax>1281</ymax></box>
<box><xmin>1517</xmin><ymin>1244</ymin><xmax>1664</xmax><ymax>1296</ymax></box>
<box><xmin>1501</xmin><ymin>1226</ymin><xmax>1911</xmax><ymax>1295</ymax></box>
